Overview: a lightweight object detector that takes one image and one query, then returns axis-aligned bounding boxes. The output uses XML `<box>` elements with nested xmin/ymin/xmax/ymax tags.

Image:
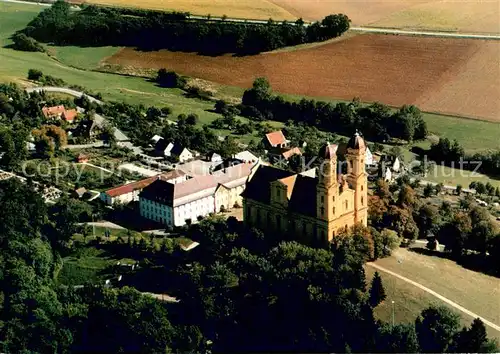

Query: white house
<box><xmin>392</xmin><ymin>157</ymin><xmax>401</xmax><ymax>172</ymax></box>
<box><xmin>234</xmin><ymin>150</ymin><xmax>259</xmax><ymax>164</ymax></box>
<box><xmin>155</xmin><ymin>138</ymin><xmax>194</xmax><ymax>163</ymax></box>
<box><xmin>139</xmin><ymin>163</ymin><xmax>254</xmax><ymax>228</ymax></box>
<box><xmin>365</xmin><ymin>146</ymin><xmax>374</xmax><ymax>166</ymax></box>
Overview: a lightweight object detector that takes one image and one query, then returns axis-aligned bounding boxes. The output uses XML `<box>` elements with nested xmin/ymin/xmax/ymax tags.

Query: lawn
<box><xmin>365</xmin><ymin>266</ymin><xmax>500</xmax><ymax>341</ymax></box>
<box><xmin>423</xmin><ymin>165</ymin><xmax>500</xmax><ymax>188</ymax></box>
<box><xmin>57</xmin><ymin>247</ymin><xmax>135</xmax><ymax>286</ymax></box>
<box><xmin>372</xmin><ymin>248</ymin><xmax>500</xmax><ymax>338</ymax></box>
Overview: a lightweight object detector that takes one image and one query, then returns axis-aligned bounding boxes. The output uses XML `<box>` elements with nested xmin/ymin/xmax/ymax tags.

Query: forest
<box><xmin>0</xmin><ymin>178</ymin><xmax>498</xmax><ymax>353</ymax></box>
<box><xmin>240</xmin><ymin>78</ymin><xmax>428</xmax><ymax>143</ymax></box>
<box><xmin>18</xmin><ymin>1</ymin><xmax>350</xmax><ymax>55</ymax></box>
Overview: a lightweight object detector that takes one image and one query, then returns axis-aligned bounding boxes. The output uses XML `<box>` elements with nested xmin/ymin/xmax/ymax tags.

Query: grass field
<box><xmin>365</xmin><ymin>266</ymin><xmax>500</xmax><ymax>341</ymax></box>
<box><xmin>71</xmin><ymin>0</ymin><xmax>296</xmax><ymax>20</ymax></box>
<box><xmin>373</xmin><ymin>248</ymin><xmax>500</xmax><ymax>337</ymax></box>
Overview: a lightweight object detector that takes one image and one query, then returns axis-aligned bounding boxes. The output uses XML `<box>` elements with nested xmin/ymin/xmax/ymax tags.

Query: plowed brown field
<box><xmin>106</xmin><ymin>34</ymin><xmax>500</xmax><ymax>121</ymax></box>
<box><xmin>270</xmin><ymin>0</ymin><xmax>500</xmax><ymax>33</ymax></box>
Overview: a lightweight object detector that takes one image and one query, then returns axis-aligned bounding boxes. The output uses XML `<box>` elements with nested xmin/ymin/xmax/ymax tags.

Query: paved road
<box><xmin>367</xmin><ymin>262</ymin><xmax>500</xmax><ymax>332</ymax></box>
<box><xmin>26</xmin><ymin>87</ymin><xmax>132</xmax><ymax>143</ymax></box>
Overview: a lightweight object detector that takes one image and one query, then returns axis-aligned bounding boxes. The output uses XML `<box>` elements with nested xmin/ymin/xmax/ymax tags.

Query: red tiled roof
<box><xmin>282</xmin><ymin>147</ymin><xmax>302</xmax><ymax>160</ymax></box>
<box><xmin>265</xmin><ymin>130</ymin><xmax>287</xmax><ymax>146</ymax></box>
<box><xmin>63</xmin><ymin>109</ymin><xmax>78</xmax><ymax>122</ymax></box>
<box><xmin>42</xmin><ymin>105</ymin><xmax>65</xmax><ymax>118</ymax></box>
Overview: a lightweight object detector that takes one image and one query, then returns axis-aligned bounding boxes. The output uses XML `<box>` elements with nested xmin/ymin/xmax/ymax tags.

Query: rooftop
<box><xmin>265</xmin><ymin>130</ymin><xmax>287</xmax><ymax>146</ymax></box>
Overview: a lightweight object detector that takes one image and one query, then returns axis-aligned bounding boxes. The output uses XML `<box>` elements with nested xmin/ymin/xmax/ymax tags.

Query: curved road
<box><xmin>367</xmin><ymin>262</ymin><xmax>500</xmax><ymax>332</ymax></box>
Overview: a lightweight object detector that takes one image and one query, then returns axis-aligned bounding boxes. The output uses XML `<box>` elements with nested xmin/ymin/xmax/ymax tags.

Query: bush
<box><xmin>156</xmin><ymin>69</ymin><xmax>187</xmax><ymax>88</ymax></box>
<box><xmin>11</xmin><ymin>33</ymin><xmax>45</xmax><ymax>52</ymax></box>
<box><xmin>28</xmin><ymin>69</ymin><xmax>44</xmax><ymax>81</ymax></box>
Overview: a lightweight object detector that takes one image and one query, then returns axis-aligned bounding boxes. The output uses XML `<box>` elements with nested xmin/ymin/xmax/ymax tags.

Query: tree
<box><xmin>415</xmin><ymin>204</ymin><xmax>440</xmax><ymax>238</ymax></box>
<box><xmin>375</xmin><ymin>323</ymin><xmax>420</xmax><ymax>353</ymax></box>
<box><xmin>373</xmin><ymin>228</ymin><xmax>400</xmax><ymax>258</ymax></box>
<box><xmin>415</xmin><ymin>306</ymin><xmax>461</xmax><ymax>353</ymax></box>
<box><xmin>423</xmin><ymin>183</ymin><xmax>434</xmax><ymax>198</ymax></box>
<box><xmin>186</xmin><ymin>113</ymin><xmax>199</xmax><ymax>126</ymax></box>
<box><xmin>27</xmin><ymin>68</ymin><xmax>43</xmax><ymax>81</ymax></box>
<box><xmin>475</xmin><ymin>181</ymin><xmax>486</xmax><ymax>195</ymax></box>
<box><xmin>11</xmin><ymin>33</ymin><xmax>45</xmax><ymax>52</ymax></box>
<box><xmin>455</xmin><ymin>184</ymin><xmax>463</xmax><ymax>195</ymax></box>
<box><xmin>156</xmin><ymin>69</ymin><xmax>187</xmax><ymax>88</ymax></box>
<box><xmin>369</xmin><ymin>271</ymin><xmax>386</xmax><ymax>307</ymax></box>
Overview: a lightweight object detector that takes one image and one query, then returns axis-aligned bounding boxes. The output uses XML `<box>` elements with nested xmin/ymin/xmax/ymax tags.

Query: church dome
<box><xmin>321</xmin><ymin>143</ymin><xmax>338</xmax><ymax>159</ymax></box>
<box><xmin>347</xmin><ymin>131</ymin><xmax>366</xmax><ymax>150</ymax></box>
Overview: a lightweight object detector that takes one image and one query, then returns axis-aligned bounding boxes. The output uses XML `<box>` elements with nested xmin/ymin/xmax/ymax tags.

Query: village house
<box><xmin>155</xmin><ymin>138</ymin><xmax>193</xmax><ymax>163</ymax></box>
<box><xmin>263</xmin><ymin>130</ymin><xmax>302</xmax><ymax>163</ymax></box>
<box><xmin>42</xmin><ymin>105</ymin><xmax>78</xmax><ymax>123</ymax></box>
<box><xmin>263</xmin><ymin>130</ymin><xmax>289</xmax><ymax>149</ymax></box>
<box><xmin>242</xmin><ymin>132</ymin><xmax>368</xmax><ymax>247</ymax></box>
<box><xmin>100</xmin><ymin>170</ymin><xmax>187</xmax><ymax>205</ymax></box>
<box><xmin>139</xmin><ymin>162</ymin><xmax>257</xmax><ymax>229</ymax></box>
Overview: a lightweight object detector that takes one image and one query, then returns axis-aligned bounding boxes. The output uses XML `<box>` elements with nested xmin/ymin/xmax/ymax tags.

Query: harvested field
<box><xmin>72</xmin><ymin>0</ymin><xmax>296</xmax><ymax>20</ymax></box>
<box><xmin>106</xmin><ymin>34</ymin><xmax>500</xmax><ymax>122</ymax></box>
<box><xmin>270</xmin><ymin>0</ymin><xmax>500</xmax><ymax>33</ymax></box>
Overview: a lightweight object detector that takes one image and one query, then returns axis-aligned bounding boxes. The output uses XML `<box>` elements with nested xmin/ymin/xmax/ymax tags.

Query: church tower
<box><xmin>345</xmin><ymin>132</ymin><xmax>368</xmax><ymax>226</ymax></box>
<box><xmin>316</xmin><ymin>143</ymin><xmax>340</xmax><ymax>242</ymax></box>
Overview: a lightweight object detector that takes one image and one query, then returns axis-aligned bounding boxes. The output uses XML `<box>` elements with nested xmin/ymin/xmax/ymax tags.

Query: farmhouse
<box><xmin>242</xmin><ymin>132</ymin><xmax>368</xmax><ymax>246</ymax></box>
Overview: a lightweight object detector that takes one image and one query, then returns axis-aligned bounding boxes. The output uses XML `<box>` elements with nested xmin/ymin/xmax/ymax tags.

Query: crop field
<box><xmin>269</xmin><ymin>0</ymin><xmax>500</xmax><ymax>33</ymax></box>
<box><xmin>106</xmin><ymin>33</ymin><xmax>500</xmax><ymax>123</ymax></box>
<box><xmin>71</xmin><ymin>0</ymin><xmax>296</xmax><ymax>20</ymax></box>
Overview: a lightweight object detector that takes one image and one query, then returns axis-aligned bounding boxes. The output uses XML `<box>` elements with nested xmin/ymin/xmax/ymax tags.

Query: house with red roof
<box><xmin>42</xmin><ymin>105</ymin><xmax>66</xmax><ymax>119</ymax></box>
<box><xmin>42</xmin><ymin>105</ymin><xmax>78</xmax><ymax>123</ymax></box>
<box><xmin>263</xmin><ymin>130</ymin><xmax>289</xmax><ymax>149</ymax></box>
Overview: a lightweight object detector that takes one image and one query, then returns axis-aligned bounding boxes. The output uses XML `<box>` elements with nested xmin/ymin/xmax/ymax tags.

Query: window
<box><xmin>321</xmin><ymin>195</ymin><xmax>324</xmax><ymax>203</ymax></box>
<box><xmin>276</xmin><ymin>215</ymin><xmax>281</xmax><ymax>228</ymax></box>
<box><xmin>361</xmin><ymin>196</ymin><xmax>364</xmax><ymax>206</ymax></box>
<box><xmin>320</xmin><ymin>206</ymin><xmax>325</xmax><ymax>216</ymax></box>
<box><xmin>361</xmin><ymin>185</ymin><xmax>364</xmax><ymax>191</ymax></box>
<box><xmin>345</xmin><ymin>200</ymin><xmax>348</xmax><ymax>210</ymax></box>
<box><xmin>276</xmin><ymin>188</ymin><xmax>281</xmax><ymax>198</ymax></box>
<box><xmin>302</xmin><ymin>223</ymin><xmax>307</xmax><ymax>235</ymax></box>
<box><xmin>332</xmin><ymin>196</ymin><xmax>335</xmax><ymax>202</ymax></box>
<box><xmin>332</xmin><ymin>206</ymin><xmax>335</xmax><ymax>215</ymax></box>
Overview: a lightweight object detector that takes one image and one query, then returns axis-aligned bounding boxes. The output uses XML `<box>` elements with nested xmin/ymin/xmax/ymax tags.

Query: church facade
<box><xmin>241</xmin><ymin>133</ymin><xmax>368</xmax><ymax>246</ymax></box>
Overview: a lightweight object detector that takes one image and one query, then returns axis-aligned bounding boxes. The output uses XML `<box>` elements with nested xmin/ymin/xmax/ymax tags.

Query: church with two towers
<box><xmin>241</xmin><ymin>132</ymin><xmax>368</xmax><ymax>246</ymax></box>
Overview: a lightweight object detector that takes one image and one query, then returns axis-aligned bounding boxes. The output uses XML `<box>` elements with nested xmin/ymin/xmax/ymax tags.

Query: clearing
<box><xmin>269</xmin><ymin>0</ymin><xmax>500</xmax><ymax>33</ymax></box>
<box><xmin>69</xmin><ymin>0</ymin><xmax>296</xmax><ymax>20</ymax></box>
<box><xmin>106</xmin><ymin>33</ymin><xmax>500</xmax><ymax>123</ymax></box>
<box><xmin>372</xmin><ymin>248</ymin><xmax>500</xmax><ymax>336</ymax></box>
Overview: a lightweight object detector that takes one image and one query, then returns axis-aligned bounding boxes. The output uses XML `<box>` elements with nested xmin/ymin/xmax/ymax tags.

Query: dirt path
<box><xmin>367</xmin><ymin>262</ymin><xmax>500</xmax><ymax>332</ymax></box>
